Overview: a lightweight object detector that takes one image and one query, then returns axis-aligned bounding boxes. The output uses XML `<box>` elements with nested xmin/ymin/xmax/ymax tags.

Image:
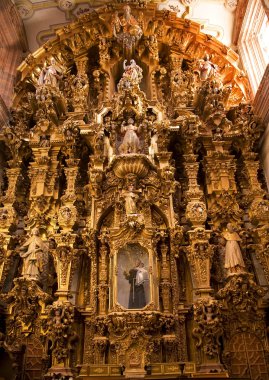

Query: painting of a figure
<box><xmin>117</xmin><ymin>244</ymin><xmax>150</xmax><ymax>309</ymax></box>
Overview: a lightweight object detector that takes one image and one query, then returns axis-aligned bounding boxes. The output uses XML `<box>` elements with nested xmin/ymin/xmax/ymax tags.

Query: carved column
<box><xmin>81</xmin><ymin>317</ymin><xmax>96</xmax><ymax>370</ymax></box>
<box><xmin>184</xmin><ymin>154</ymin><xmax>207</xmax><ymax>228</ymax></box>
<box><xmin>243</xmin><ymin>151</ymin><xmax>269</xmax><ymax>226</ymax></box>
<box><xmin>159</xmin><ymin>239</ymin><xmax>171</xmax><ymax>313</ymax></box>
<box><xmin>29</xmin><ymin>147</ymin><xmax>50</xmax><ymax>197</ymax></box>
<box><xmin>169</xmin><ymin>226</ymin><xmax>183</xmax><ymax>311</ymax></box>
<box><xmin>0</xmin><ymin>163</ymin><xmax>20</xmax><ymax>233</ymax></box>
<box><xmin>0</xmin><ymin>233</ymin><xmax>11</xmax><ymax>286</ymax></box>
<box><xmin>83</xmin><ymin>231</ymin><xmax>98</xmax><ymax>313</ymax></box>
<box><xmin>46</xmin><ymin>146</ymin><xmax>61</xmax><ymax>200</ymax></box>
<box><xmin>98</xmin><ymin>235</ymin><xmax>109</xmax><ymax>315</ymax></box>
<box><xmin>58</xmin><ymin>159</ymin><xmax>80</xmax><ymax>232</ymax></box>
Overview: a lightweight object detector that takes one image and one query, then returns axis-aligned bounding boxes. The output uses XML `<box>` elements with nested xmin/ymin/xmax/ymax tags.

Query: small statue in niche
<box><xmin>39</xmin><ymin>134</ymin><xmax>50</xmax><ymax>147</ymax></box>
<box><xmin>119</xmin><ymin>118</ymin><xmax>141</xmax><ymax>154</ymax></box>
<box><xmin>38</xmin><ymin>57</ymin><xmax>64</xmax><ymax>88</ymax></box>
<box><xmin>148</xmin><ymin>129</ymin><xmax>158</xmax><ymax>162</ymax></box>
<box><xmin>104</xmin><ymin>134</ymin><xmax>114</xmax><ymax>163</ymax></box>
<box><xmin>222</xmin><ymin>223</ymin><xmax>246</xmax><ymax>276</ymax></box>
<box><xmin>71</xmin><ymin>73</ymin><xmax>89</xmax><ymax>112</ymax></box>
<box><xmin>122</xmin><ymin>184</ymin><xmax>140</xmax><ymax>215</ymax></box>
<box><xmin>195</xmin><ymin>54</ymin><xmax>218</xmax><ymax>81</ymax></box>
<box><xmin>19</xmin><ymin>227</ymin><xmax>49</xmax><ymax>281</ymax></box>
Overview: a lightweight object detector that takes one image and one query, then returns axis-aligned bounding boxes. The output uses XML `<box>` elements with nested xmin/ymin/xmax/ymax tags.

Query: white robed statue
<box><xmin>222</xmin><ymin>223</ymin><xmax>246</xmax><ymax>276</ymax></box>
<box><xmin>119</xmin><ymin>118</ymin><xmax>141</xmax><ymax>154</ymax></box>
<box><xmin>38</xmin><ymin>57</ymin><xmax>63</xmax><ymax>88</ymax></box>
<box><xmin>19</xmin><ymin>228</ymin><xmax>49</xmax><ymax>281</ymax></box>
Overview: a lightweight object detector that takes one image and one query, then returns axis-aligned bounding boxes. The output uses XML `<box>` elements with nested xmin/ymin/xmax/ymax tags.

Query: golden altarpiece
<box><xmin>0</xmin><ymin>2</ymin><xmax>269</xmax><ymax>379</ymax></box>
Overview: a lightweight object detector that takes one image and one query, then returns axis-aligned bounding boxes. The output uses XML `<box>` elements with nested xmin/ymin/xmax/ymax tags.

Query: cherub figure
<box><xmin>195</xmin><ymin>54</ymin><xmax>218</xmax><ymax>81</ymax></box>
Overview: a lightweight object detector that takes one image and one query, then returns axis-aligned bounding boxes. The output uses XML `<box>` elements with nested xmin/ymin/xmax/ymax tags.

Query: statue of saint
<box><xmin>222</xmin><ymin>223</ymin><xmax>246</xmax><ymax>276</ymax></box>
<box><xmin>19</xmin><ymin>228</ymin><xmax>48</xmax><ymax>281</ymax></box>
<box><xmin>103</xmin><ymin>135</ymin><xmax>114</xmax><ymax>163</ymax></box>
<box><xmin>149</xmin><ymin>130</ymin><xmax>158</xmax><ymax>161</ymax></box>
<box><xmin>112</xmin><ymin>6</ymin><xmax>143</xmax><ymax>45</ymax></box>
<box><xmin>119</xmin><ymin>118</ymin><xmax>141</xmax><ymax>154</ymax></box>
<box><xmin>120</xmin><ymin>5</ymin><xmax>142</xmax><ymax>36</ymax></box>
<box><xmin>38</xmin><ymin>57</ymin><xmax>63</xmax><ymax>88</ymax></box>
<box><xmin>122</xmin><ymin>185</ymin><xmax>140</xmax><ymax>215</ymax></box>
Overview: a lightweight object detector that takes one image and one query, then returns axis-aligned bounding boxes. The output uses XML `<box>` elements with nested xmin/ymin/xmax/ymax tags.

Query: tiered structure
<box><xmin>0</xmin><ymin>2</ymin><xmax>269</xmax><ymax>380</ymax></box>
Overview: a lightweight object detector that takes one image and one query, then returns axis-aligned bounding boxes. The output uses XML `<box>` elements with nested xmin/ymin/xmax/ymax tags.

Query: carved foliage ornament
<box><xmin>44</xmin><ymin>301</ymin><xmax>77</xmax><ymax>364</ymax></box>
<box><xmin>193</xmin><ymin>298</ymin><xmax>223</xmax><ymax>361</ymax></box>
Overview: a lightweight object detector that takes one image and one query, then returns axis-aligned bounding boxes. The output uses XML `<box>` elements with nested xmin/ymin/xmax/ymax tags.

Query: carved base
<box><xmin>192</xmin><ymin>373</ymin><xmax>229</xmax><ymax>378</ymax></box>
<box><xmin>45</xmin><ymin>366</ymin><xmax>74</xmax><ymax>378</ymax></box>
<box><xmin>124</xmin><ymin>368</ymin><xmax>146</xmax><ymax>378</ymax></box>
<box><xmin>196</xmin><ymin>363</ymin><xmax>227</xmax><ymax>374</ymax></box>
<box><xmin>195</xmin><ymin>288</ymin><xmax>213</xmax><ymax>298</ymax></box>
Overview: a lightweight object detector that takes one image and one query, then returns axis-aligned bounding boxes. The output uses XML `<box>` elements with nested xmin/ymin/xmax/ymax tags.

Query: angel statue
<box><xmin>118</xmin><ymin>118</ymin><xmax>141</xmax><ymax>154</ymax></box>
<box><xmin>19</xmin><ymin>227</ymin><xmax>49</xmax><ymax>281</ymax></box>
<box><xmin>38</xmin><ymin>57</ymin><xmax>64</xmax><ymax>88</ymax></box>
<box><xmin>195</xmin><ymin>54</ymin><xmax>218</xmax><ymax>81</ymax></box>
<box><xmin>118</xmin><ymin>59</ymin><xmax>143</xmax><ymax>90</ymax></box>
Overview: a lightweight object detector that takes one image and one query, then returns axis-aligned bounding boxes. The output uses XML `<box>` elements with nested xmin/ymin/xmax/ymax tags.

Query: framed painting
<box><xmin>117</xmin><ymin>243</ymin><xmax>150</xmax><ymax>309</ymax></box>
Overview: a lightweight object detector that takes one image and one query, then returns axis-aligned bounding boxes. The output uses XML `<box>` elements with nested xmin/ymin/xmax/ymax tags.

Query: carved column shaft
<box><xmin>0</xmin><ymin>234</ymin><xmax>11</xmax><ymax>284</ymax></box>
<box><xmin>3</xmin><ymin>167</ymin><xmax>21</xmax><ymax>204</ymax></box>
<box><xmin>183</xmin><ymin>156</ymin><xmax>200</xmax><ymax>194</ymax></box>
<box><xmin>98</xmin><ymin>240</ymin><xmax>109</xmax><ymax>315</ymax></box>
<box><xmin>160</xmin><ymin>241</ymin><xmax>171</xmax><ymax>313</ymax></box>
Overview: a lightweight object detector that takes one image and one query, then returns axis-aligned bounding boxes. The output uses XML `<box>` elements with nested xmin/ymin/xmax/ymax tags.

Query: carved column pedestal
<box><xmin>193</xmin><ymin>298</ymin><xmax>226</xmax><ymax>375</ymax></box>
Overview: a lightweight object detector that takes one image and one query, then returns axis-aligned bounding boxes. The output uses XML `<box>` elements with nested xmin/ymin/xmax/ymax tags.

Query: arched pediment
<box><xmin>15</xmin><ymin>2</ymin><xmax>249</xmax><ymax>106</ymax></box>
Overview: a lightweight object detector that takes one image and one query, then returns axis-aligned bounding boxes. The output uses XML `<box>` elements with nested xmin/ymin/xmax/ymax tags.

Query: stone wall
<box><xmin>0</xmin><ymin>0</ymin><xmax>28</xmax><ymax>126</ymax></box>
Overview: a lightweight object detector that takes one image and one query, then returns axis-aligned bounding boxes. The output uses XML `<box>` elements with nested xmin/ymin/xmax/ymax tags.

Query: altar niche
<box><xmin>115</xmin><ymin>243</ymin><xmax>151</xmax><ymax>310</ymax></box>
